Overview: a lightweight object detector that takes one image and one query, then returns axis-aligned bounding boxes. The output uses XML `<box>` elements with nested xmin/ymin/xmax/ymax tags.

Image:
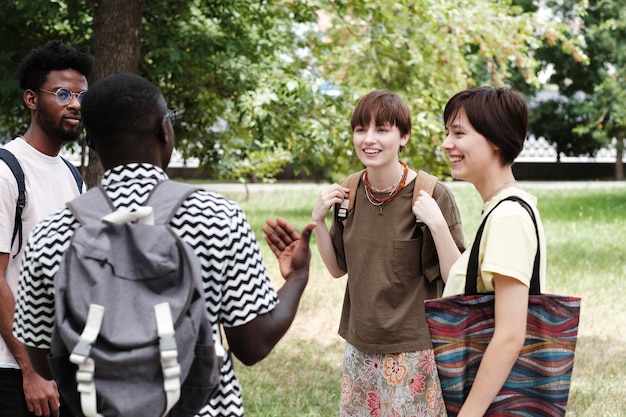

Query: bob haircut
<box><xmin>350</xmin><ymin>90</ymin><xmax>412</xmax><ymax>139</ymax></box>
<box><xmin>443</xmin><ymin>86</ymin><xmax>528</xmax><ymax>165</ymax></box>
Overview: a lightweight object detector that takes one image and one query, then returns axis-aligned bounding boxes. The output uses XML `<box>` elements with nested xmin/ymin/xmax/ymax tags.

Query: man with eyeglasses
<box><xmin>0</xmin><ymin>40</ymin><xmax>93</xmax><ymax>417</ymax></box>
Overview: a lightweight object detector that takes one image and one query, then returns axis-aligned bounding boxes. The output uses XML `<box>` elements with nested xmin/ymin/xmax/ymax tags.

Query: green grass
<box><xmin>208</xmin><ymin>181</ymin><xmax>626</xmax><ymax>417</ymax></box>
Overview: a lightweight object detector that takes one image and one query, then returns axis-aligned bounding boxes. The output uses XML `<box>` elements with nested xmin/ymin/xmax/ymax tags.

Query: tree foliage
<box><xmin>530</xmin><ymin>0</ymin><xmax>625</xmax><ymax>179</ymax></box>
<box><xmin>0</xmin><ymin>0</ymin><xmax>589</xmax><ymax>181</ymax></box>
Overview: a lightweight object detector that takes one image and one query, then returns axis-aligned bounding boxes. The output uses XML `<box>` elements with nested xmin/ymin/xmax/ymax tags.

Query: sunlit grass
<box><xmin>203</xmin><ymin>181</ymin><xmax>626</xmax><ymax>417</ymax></box>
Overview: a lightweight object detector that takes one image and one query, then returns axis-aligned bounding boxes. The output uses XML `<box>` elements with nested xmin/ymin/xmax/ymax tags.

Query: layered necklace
<box><xmin>363</xmin><ymin>161</ymin><xmax>409</xmax><ymax>215</ymax></box>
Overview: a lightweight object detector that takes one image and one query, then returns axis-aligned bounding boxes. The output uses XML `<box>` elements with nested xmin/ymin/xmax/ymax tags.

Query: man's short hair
<box><xmin>81</xmin><ymin>73</ymin><xmax>165</xmax><ymax>147</ymax></box>
<box><xmin>17</xmin><ymin>40</ymin><xmax>94</xmax><ymax>91</ymax></box>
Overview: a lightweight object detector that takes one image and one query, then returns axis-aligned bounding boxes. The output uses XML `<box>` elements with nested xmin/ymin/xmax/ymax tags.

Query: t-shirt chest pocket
<box><xmin>392</xmin><ymin>238</ymin><xmax>422</xmax><ymax>280</ymax></box>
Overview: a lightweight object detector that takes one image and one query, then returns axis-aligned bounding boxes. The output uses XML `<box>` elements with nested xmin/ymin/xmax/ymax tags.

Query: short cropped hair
<box><xmin>350</xmin><ymin>90</ymin><xmax>412</xmax><ymax>138</ymax></box>
<box><xmin>81</xmin><ymin>73</ymin><xmax>166</xmax><ymax>148</ymax></box>
<box><xmin>443</xmin><ymin>86</ymin><xmax>528</xmax><ymax>165</ymax></box>
<box><xmin>17</xmin><ymin>40</ymin><xmax>94</xmax><ymax>91</ymax></box>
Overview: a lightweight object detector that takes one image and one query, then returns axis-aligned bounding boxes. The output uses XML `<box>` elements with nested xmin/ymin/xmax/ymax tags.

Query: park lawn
<box><xmin>213</xmin><ymin>181</ymin><xmax>626</xmax><ymax>417</ymax></box>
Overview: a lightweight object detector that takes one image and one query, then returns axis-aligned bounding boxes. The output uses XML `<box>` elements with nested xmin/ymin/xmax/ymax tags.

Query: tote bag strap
<box><xmin>465</xmin><ymin>196</ymin><xmax>541</xmax><ymax>296</ymax></box>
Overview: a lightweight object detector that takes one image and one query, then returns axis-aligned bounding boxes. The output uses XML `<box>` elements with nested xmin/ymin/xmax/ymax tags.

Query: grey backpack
<box><xmin>49</xmin><ymin>180</ymin><xmax>224</xmax><ymax>417</ymax></box>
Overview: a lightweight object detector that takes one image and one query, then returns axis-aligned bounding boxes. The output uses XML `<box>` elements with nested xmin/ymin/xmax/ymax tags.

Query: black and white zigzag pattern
<box><xmin>14</xmin><ymin>163</ymin><xmax>278</xmax><ymax>417</ymax></box>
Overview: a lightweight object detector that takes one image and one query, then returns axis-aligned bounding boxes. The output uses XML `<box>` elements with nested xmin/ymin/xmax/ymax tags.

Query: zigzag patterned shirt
<box><xmin>13</xmin><ymin>163</ymin><xmax>278</xmax><ymax>417</ymax></box>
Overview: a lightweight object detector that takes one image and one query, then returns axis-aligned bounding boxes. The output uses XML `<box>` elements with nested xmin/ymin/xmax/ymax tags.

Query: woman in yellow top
<box><xmin>413</xmin><ymin>86</ymin><xmax>547</xmax><ymax>417</ymax></box>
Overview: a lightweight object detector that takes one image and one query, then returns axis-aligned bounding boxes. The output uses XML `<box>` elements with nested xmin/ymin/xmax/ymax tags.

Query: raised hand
<box><xmin>263</xmin><ymin>217</ymin><xmax>316</xmax><ymax>279</ymax></box>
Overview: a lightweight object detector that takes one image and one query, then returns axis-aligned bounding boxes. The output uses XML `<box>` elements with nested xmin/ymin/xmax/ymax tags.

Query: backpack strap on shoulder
<box><xmin>336</xmin><ymin>170</ymin><xmax>364</xmax><ymax>221</ymax></box>
<box><xmin>67</xmin><ymin>186</ymin><xmax>115</xmax><ymax>225</ymax></box>
<box><xmin>413</xmin><ymin>170</ymin><xmax>438</xmax><ymax>204</ymax></box>
<box><xmin>412</xmin><ymin>170</ymin><xmax>438</xmax><ymax>224</ymax></box>
<box><xmin>61</xmin><ymin>157</ymin><xmax>84</xmax><ymax>193</ymax></box>
<box><xmin>147</xmin><ymin>181</ymin><xmax>202</xmax><ymax>225</ymax></box>
<box><xmin>0</xmin><ymin>150</ymin><xmax>85</xmax><ymax>256</ymax></box>
<box><xmin>336</xmin><ymin>169</ymin><xmax>438</xmax><ymax>223</ymax></box>
<box><xmin>68</xmin><ymin>181</ymin><xmax>200</xmax><ymax>226</ymax></box>
<box><xmin>0</xmin><ymin>149</ymin><xmax>26</xmax><ymax>257</ymax></box>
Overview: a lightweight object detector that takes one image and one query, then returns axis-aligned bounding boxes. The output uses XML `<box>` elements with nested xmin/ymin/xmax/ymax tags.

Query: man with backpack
<box><xmin>13</xmin><ymin>73</ymin><xmax>315</xmax><ymax>417</ymax></box>
<box><xmin>0</xmin><ymin>41</ymin><xmax>93</xmax><ymax>417</ymax></box>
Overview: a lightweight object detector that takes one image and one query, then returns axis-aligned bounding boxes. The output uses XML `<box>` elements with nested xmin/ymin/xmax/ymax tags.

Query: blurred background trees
<box><xmin>0</xmin><ymin>0</ymin><xmax>623</xmax><ymax>184</ymax></box>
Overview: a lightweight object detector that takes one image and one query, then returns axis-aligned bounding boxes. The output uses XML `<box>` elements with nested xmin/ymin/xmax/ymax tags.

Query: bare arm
<box><xmin>311</xmin><ymin>184</ymin><xmax>348</xmax><ymax>278</ymax></box>
<box><xmin>223</xmin><ymin>218</ymin><xmax>315</xmax><ymax>365</ymax></box>
<box><xmin>413</xmin><ymin>189</ymin><xmax>462</xmax><ymax>282</ymax></box>
<box><xmin>0</xmin><ymin>253</ymin><xmax>60</xmax><ymax>417</ymax></box>
<box><xmin>25</xmin><ymin>346</ymin><xmax>53</xmax><ymax>380</ymax></box>
<box><xmin>457</xmin><ymin>275</ymin><xmax>528</xmax><ymax>417</ymax></box>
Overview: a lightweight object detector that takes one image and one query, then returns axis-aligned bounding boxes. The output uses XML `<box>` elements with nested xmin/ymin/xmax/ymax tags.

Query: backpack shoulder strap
<box><xmin>61</xmin><ymin>157</ymin><xmax>84</xmax><ymax>193</ymax></box>
<box><xmin>67</xmin><ymin>186</ymin><xmax>115</xmax><ymax>225</ymax></box>
<box><xmin>412</xmin><ymin>170</ymin><xmax>438</xmax><ymax>204</ymax></box>
<box><xmin>0</xmin><ymin>149</ymin><xmax>26</xmax><ymax>256</ymax></box>
<box><xmin>68</xmin><ymin>181</ymin><xmax>201</xmax><ymax>226</ymax></box>
<box><xmin>335</xmin><ymin>170</ymin><xmax>364</xmax><ymax>222</ymax></box>
<box><xmin>336</xmin><ymin>169</ymin><xmax>437</xmax><ymax>222</ymax></box>
<box><xmin>147</xmin><ymin>180</ymin><xmax>202</xmax><ymax>225</ymax></box>
<box><xmin>0</xmin><ymin>149</ymin><xmax>25</xmax><ymax>201</ymax></box>
<box><xmin>340</xmin><ymin>169</ymin><xmax>365</xmax><ymax>212</ymax></box>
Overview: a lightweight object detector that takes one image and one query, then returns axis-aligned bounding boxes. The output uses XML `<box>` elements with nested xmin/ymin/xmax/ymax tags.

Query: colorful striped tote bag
<box><xmin>424</xmin><ymin>196</ymin><xmax>581</xmax><ymax>417</ymax></box>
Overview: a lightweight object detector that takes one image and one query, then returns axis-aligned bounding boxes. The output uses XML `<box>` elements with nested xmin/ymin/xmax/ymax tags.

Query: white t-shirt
<box><xmin>0</xmin><ymin>137</ymin><xmax>83</xmax><ymax>366</ymax></box>
<box><xmin>443</xmin><ymin>187</ymin><xmax>547</xmax><ymax>296</ymax></box>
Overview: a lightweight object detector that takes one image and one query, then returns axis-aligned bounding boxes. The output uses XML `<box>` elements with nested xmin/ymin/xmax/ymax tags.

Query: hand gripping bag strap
<box><xmin>0</xmin><ymin>149</ymin><xmax>26</xmax><ymax>257</ymax></box>
<box><xmin>415</xmin><ymin>169</ymin><xmax>438</xmax><ymax>197</ymax></box>
<box><xmin>337</xmin><ymin>168</ymin><xmax>438</xmax><ymax>221</ymax></box>
<box><xmin>336</xmin><ymin>170</ymin><xmax>364</xmax><ymax>221</ymax></box>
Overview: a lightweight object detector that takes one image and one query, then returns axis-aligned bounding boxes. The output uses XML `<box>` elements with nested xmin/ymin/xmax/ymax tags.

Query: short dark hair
<box><xmin>443</xmin><ymin>86</ymin><xmax>528</xmax><ymax>165</ymax></box>
<box><xmin>350</xmin><ymin>90</ymin><xmax>412</xmax><ymax>138</ymax></box>
<box><xmin>81</xmin><ymin>73</ymin><xmax>165</xmax><ymax>148</ymax></box>
<box><xmin>17</xmin><ymin>40</ymin><xmax>94</xmax><ymax>91</ymax></box>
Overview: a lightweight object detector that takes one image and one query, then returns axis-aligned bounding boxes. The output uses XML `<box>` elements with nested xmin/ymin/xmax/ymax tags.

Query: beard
<box><xmin>38</xmin><ymin>103</ymin><xmax>82</xmax><ymax>143</ymax></box>
<box><xmin>53</xmin><ymin>123</ymin><xmax>81</xmax><ymax>143</ymax></box>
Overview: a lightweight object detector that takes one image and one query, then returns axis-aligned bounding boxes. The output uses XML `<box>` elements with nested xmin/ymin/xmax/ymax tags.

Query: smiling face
<box><xmin>442</xmin><ymin>108</ymin><xmax>500</xmax><ymax>184</ymax></box>
<box><xmin>349</xmin><ymin>90</ymin><xmax>412</xmax><ymax>171</ymax></box>
<box><xmin>353</xmin><ymin>118</ymin><xmax>409</xmax><ymax>169</ymax></box>
<box><xmin>31</xmin><ymin>69</ymin><xmax>88</xmax><ymax>143</ymax></box>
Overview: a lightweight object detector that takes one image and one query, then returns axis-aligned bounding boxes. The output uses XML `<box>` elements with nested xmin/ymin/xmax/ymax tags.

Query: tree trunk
<box><xmin>85</xmin><ymin>0</ymin><xmax>144</xmax><ymax>188</ymax></box>
<box><xmin>616</xmin><ymin>138</ymin><xmax>624</xmax><ymax>181</ymax></box>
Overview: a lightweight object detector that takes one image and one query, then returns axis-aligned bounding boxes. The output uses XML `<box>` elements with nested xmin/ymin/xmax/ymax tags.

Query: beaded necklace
<box><xmin>370</xmin><ymin>175</ymin><xmax>402</xmax><ymax>193</ymax></box>
<box><xmin>363</xmin><ymin>161</ymin><xmax>409</xmax><ymax>215</ymax></box>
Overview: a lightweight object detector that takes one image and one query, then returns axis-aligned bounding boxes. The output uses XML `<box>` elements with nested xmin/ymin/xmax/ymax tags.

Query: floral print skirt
<box><xmin>340</xmin><ymin>343</ymin><xmax>447</xmax><ymax>417</ymax></box>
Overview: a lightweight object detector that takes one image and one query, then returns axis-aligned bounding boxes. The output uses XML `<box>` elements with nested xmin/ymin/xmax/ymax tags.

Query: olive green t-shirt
<box><xmin>330</xmin><ymin>177</ymin><xmax>464</xmax><ymax>353</ymax></box>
